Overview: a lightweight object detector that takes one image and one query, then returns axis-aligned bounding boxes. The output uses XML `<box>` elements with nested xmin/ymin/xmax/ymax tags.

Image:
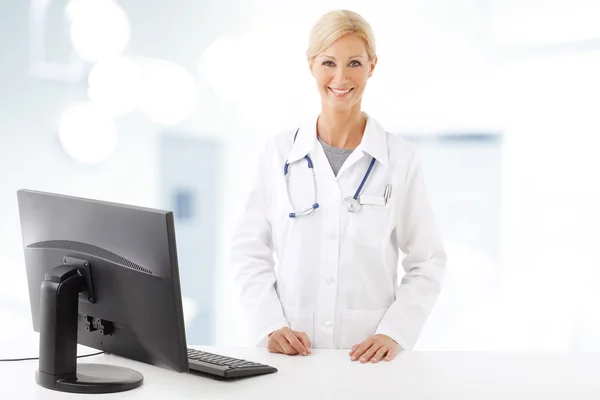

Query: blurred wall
<box><xmin>1</xmin><ymin>0</ymin><xmax>600</xmax><ymax>352</ymax></box>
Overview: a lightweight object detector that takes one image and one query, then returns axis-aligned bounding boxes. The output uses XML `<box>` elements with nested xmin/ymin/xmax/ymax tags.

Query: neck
<box><xmin>317</xmin><ymin>105</ymin><xmax>366</xmax><ymax>149</ymax></box>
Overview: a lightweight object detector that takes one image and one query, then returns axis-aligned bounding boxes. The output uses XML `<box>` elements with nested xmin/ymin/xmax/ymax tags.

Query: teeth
<box><xmin>330</xmin><ymin>88</ymin><xmax>351</xmax><ymax>94</ymax></box>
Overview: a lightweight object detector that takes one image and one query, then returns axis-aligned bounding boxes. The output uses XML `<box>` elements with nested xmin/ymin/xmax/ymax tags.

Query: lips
<box><xmin>328</xmin><ymin>87</ymin><xmax>353</xmax><ymax>97</ymax></box>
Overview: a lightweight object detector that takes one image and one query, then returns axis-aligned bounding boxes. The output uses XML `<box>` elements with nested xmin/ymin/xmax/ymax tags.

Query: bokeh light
<box><xmin>59</xmin><ymin>102</ymin><xmax>117</xmax><ymax>165</ymax></box>
<box><xmin>138</xmin><ymin>57</ymin><xmax>197</xmax><ymax>125</ymax></box>
<box><xmin>88</xmin><ymin>57</ymin><xmax>142</xmax><ymax>117</ymax></box>
<box><xmin>66</xmin><ymin>0</ymin><xmax>130</xmax><ymax>63</ymax></box>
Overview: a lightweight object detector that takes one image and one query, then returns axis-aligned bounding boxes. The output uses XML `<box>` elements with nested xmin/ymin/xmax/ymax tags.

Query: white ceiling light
<box><xmin>240</xmin><ymin>24</ymin><xmax>317</xmax><ymax>135</ymax></box>
<box><xmin>198</xmin><ymin>35</ymin><xmax>249</xmax><ymax>104</ymax></box>
<box><xmin>138</xmin><ymin>57</ymin><xmax>197</xmax><ymax>125</ymax></box>
<box><xmin>66</xmin><ymin>0</ymin><xmax>130</xmax><ymax>63</ymax></box>
<box><xmin>88</xmin><ymin>57</ymin><xmax>142</xmax><ymax>117</ymax></box>
<box><xmin>199</xmin><ymin>23</ymin><xmax>316</xmax><ymax>135</ymax></box>
<box><xmin>489</xmin><ymin>0</ymin><xmax>600</xmax><ymax>47</ymax></box>
<box><xmin>59</xmin><ymin>102</ymin><xmax>117</xmax><ymax>165</ymax></box>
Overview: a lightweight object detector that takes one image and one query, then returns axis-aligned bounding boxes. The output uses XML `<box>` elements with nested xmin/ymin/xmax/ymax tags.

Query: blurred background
<box><xmin>1</xmin><ymin>0</ymin><xmax>600</xmax><ymax>355</ymax></box>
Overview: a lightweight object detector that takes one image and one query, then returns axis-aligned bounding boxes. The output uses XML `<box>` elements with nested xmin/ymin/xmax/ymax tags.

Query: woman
<box><xmin>232</xmin><ymin>9</ymin><xmax>446</xmax><ymax>363</ymax></box>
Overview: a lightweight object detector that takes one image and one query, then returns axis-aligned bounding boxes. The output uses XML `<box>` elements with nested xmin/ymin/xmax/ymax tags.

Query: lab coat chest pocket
<box><xmin>347</xmin><ymin>197</ymin><xmax>395</xmax><ymax>247</ymax></box>
<box><xmin>282</xmin><ymin>305</ymin><xmax>314</xmax><ymax>344</ymax></box>
<box><xmin>340</xmin><ymin>308</ymin><xmax>388</xmax><ymax>349</ymax></box>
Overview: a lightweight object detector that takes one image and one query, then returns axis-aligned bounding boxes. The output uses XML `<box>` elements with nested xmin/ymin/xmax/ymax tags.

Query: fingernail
<box><xmin>303</xmin><ymin>352</ymin><xmax>307</xmax><ymax>356</ymax></box>
<box><xmin>372</xmin><ymin>358</ymin><xmax>377</xmax><ymax>363</ymax></box>
<box><xmin>360</xmin><ymin>357</ymin><xmax>365</xmax><ymax>362</ymax></box>
<box><xmin>385</xmin><ymin>357</ymin><xmax>390</xmax><ymax>361</ymax></box>
<box><xmin>351</xmin><ymin>356</ymin><xmax>356</xmax><ymax>360</ymax></box>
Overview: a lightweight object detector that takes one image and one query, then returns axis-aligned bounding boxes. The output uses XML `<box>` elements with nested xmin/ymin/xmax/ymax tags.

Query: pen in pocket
<box><xmin>383</xmin><ymin>184</ymin><xmax>392</xmax><ymax>203</ymax></box>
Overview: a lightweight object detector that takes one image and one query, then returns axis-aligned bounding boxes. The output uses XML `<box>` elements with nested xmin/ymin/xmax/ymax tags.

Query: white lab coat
<box><xmin>231</xmin><ymin>113</ymin><xmax>446</xmax><ymax>350</ymax></box>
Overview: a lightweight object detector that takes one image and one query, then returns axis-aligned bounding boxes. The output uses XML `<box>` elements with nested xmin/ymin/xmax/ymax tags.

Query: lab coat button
<box><xmin>325</xmin><ymin>276</ymin><xmax>335</xmax><ymax>284</ymax></box>
<box><xmin>324</xmin><ymin>321</ymin><xmax>332</xmax><ymax>328</ymax></box>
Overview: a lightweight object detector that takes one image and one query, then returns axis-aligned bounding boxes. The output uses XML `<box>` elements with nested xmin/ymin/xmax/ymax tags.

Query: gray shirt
<box><xmin>318</xmin><ymin>136</ymin><xmax>354</xmax><ymax>176</ymax></box>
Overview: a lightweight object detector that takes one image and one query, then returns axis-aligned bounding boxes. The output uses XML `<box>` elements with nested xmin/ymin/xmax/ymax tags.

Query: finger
<box><xmin>268</xmin><ymin>332</ymin><xmax>285</xmax><ymax>354</ymax></box>
<box><xmin>269</xmin><ymin>338</ymin><xmax>284</xmax><ymax>354</ymax></box>
<box><xmin>360</xmin><ymin>342</ymin><xmax>383</xmax><ymax>363</ymax></box>
<box><xmin>351</xmin><ymin>337</ymin><xmax>372</xmax><ymax>357</ymax></box>
<box><xmin>294</xmin><ymin>331</ymin><xmax>312</xmax><ymax>354</ymax></box>
<box><xmin>284</xmin><ymin>330</ymin><xmax>308</xmax><ymax>355</ymax></box>
<box><xmin>354</xmin><ymin>342</ymin><xmax>374</xmax><ymax>362</ymax></box>
<box><xmin>385</xmin><ymin>344</ymin><xmax>399</xmax><ymax>361</ymax></box>
<box><xmin>293</xmin><ymin>331</ymin><xmax>312</xmax><ymax>348</ymax></box>
<box><xmin>350</xmin><ymin>341</ymin><xmax>370</xmax><ymax>361</ymax></box>
<box><xmin>274</xmin><ymin>340</ymin><xmax>284</xmax><ymax>353</ymax></box>
<box><xmin>350</xmin><ymin>337</ymin><xmax>374</xmax><ymax>361</ymax></box>
<box><xmin>349</xmin><ymin>344</ymin><xmax>359</xmax><ymax>355</ymax></box>
<box><xmin>371</xmin><ymin>345</ymin><xmax>389</xmax><ymax>363</ymax></box>
<box><xmin>275</xmin><ymin>334</ymin><xmax>299</xmax><ymax>355</ymax></box>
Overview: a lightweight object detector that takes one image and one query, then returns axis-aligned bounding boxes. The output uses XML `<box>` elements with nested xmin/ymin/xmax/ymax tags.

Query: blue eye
<box><xmin>321</xmin><ymin>60</ymin><xmax>362</xmax><ymax>67</ymax></box>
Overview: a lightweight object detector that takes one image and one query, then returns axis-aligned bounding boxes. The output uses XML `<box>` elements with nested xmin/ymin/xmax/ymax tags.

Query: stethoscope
<box><xmin>284</xmin><ymin>128</ymin><xmax>376</xmax><ymax>218</ymax></box>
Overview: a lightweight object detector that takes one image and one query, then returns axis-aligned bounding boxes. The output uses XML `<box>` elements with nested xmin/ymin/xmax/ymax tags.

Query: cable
<box><xmin>0</xmin><ymin>351</ymin><xmax>105</xmax><ymax>362</ymax></box>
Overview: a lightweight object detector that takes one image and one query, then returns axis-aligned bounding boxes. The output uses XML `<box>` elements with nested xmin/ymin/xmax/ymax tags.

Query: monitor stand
<box><xmin>36</xmin><ymin>257</ymin><xmax>143</xmax><ymax>393</ymax></box>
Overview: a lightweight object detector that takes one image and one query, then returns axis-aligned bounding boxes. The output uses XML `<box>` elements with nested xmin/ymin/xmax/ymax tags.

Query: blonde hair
<box><xmin>306</xmin><ymin>10</ymin><xmax>376</xmax><ymax>62</ymax></box>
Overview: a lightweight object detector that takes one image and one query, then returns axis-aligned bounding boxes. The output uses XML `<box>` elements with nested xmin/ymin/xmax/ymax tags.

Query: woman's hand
<box><xmin>349</xmin><ymin>334</ymin><xmax>398</xmax><ymax>363</ymax></box>
<box><xmin>267</xmin><ymin>327</ymin><xmax>312</xmax><ymax>356</ymax></box>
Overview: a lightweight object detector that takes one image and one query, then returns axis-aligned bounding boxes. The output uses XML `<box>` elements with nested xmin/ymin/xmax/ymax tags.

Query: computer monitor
<box><xmin>17</xmin><ymin>189</ymin><xmax>190</xmax><ymax>394</ymax></box>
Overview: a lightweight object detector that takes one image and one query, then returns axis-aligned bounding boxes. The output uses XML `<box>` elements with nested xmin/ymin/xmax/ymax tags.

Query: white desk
<box><xmin>1</xmin><ymin>346</ymin><xmax>600</xmax><ymax>399</ymax></box>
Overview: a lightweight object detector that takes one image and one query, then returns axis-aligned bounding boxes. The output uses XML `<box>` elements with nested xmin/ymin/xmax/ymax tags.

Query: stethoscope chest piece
<box><xmin>285</xmin><ymin>127</ymin><xmax>377</xmax><ymax>218</ymax></box>
<box><xmin>343</xmin><ymin>196</ymin><xmax>361</xmax><ymax>212</ymax></box>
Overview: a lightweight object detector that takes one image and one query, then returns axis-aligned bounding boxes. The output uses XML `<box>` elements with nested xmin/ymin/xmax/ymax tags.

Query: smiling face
<box><xmin>309</xmin><ymin>33</ymin><xmax>377</xmax><ymax>113</ymax></box>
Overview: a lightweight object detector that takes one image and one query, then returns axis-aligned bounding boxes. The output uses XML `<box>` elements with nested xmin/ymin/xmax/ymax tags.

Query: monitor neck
<box><xmin>35</xmin><ymin>257</ymin><xmax>143</xmax><ymax>393</ymax></box>
<box><xmin>38</xmin><ymin>261</ymin><xmax>87</xmax><ymax>380</ymax></box>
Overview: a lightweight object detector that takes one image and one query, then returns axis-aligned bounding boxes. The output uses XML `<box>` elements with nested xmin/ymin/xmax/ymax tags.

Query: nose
<box><xmin>332</xmin><ymin>65</ymin><xmax>350</xmax><ymax>86</ymax></box>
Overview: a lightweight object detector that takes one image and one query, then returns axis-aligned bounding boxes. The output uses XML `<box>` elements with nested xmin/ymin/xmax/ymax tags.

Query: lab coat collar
<box><xmin>357</xmin><ymin>112</ymin><xmax>389</xmax><ymax>167</ymax></box>
<box><xmin>286</xmin><ymin>117</ymin><xmax>318</xmax><ymax>165</ymax></box>
<box><xmin>286</xmin><ymin>112</ymin><xmax>389</xmax><ymax>167</ymax></box>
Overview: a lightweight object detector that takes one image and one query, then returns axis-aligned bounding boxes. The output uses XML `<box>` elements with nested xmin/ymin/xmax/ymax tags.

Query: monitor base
<box><xmin>36</xmin><ymin>363</ymin><xmax>143</xmax><ymax>394</ymax></box>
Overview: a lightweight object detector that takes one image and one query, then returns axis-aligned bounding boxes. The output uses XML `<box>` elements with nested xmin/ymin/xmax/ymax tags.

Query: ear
<box><xmin>307</xmin><ymin>57</ymin><xmax>315</xmax><ymax>77</ymax></box>
<box><xmin>367</xmin><ymin>55</ymin><xmax>378</xmax><ymax>78</ymax></box>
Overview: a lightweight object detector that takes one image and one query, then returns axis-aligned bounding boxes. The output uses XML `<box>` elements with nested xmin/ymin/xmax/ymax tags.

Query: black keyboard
<box><xmin>187</xmin><ymin>349</ymin><xmax>277</xmax><ymax>379</ymax></box>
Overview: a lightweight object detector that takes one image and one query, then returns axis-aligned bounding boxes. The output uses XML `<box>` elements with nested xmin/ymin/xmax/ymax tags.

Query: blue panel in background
<box><xmin>174</xmin><ymin>189</ymin><xmax>196</xmax><ymax>222</ymax></box>
<box><xmin>159</xmin><ymin>135</ymin><xmax>221</xmax><ymax>346</ymax></box>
